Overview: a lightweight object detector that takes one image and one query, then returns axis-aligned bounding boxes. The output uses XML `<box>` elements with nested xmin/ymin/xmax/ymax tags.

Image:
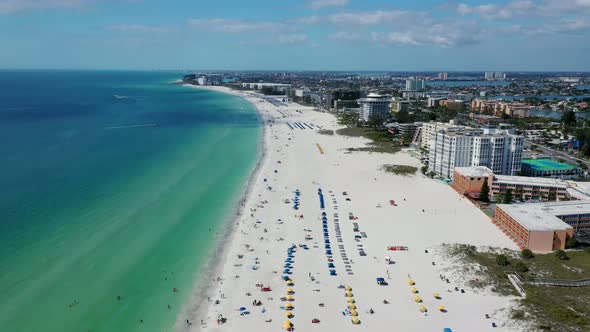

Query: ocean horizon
<box><xmin>0</xmin><ymin>71</ymin><xmax>261</xmax><ymax>331</ymax></box>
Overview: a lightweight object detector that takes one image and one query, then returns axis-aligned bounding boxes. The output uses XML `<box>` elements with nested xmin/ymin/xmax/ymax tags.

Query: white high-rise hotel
<box><xmin>357</xmin><ymin>93</ymin><xmax>390</xmax><ymax>121</ymax></box>
<box><xmin>428</xmin><ymin>127</ymin><xmax>523</xmax><ymax>179</ymax></box>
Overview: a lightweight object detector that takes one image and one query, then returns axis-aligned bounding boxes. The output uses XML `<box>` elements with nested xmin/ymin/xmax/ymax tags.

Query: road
<box><xmin>525</xmin><ymin>139</ymin><xmax>590</xmax><ymax>169</ymax></box>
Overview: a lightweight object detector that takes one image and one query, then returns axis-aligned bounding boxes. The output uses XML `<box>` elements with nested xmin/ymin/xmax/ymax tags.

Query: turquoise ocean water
<box><xmin>0</xmin><ymin>71</ymin><xmax>261</xmax><ymax>331</ymax></box>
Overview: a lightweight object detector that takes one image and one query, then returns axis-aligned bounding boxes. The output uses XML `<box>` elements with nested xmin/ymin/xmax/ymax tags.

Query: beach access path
<box><xmin>181</xmin><ymin>85</ymin><xmax>522</xmax><ymax>332</ymax></box>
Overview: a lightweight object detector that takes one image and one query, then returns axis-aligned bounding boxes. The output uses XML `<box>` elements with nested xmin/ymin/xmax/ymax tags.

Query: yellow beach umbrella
<box><xmin>345</xmin><ymin>285</ymin><xmax>352</xmax><ymax>291</ymax></box>
<box><xmin>286</xmin><ymin>295</ymin><xmax>294</xmax><ymax>301</ymax></box>
<box><xmin>285</xmin><ymin>303</ymin><xmax>293</xmax><ymax>309</ymax></box>
<box><xmin>414</xmin><ymin>296</ymin><xmax>422</xmax><ymax>303</ymax></box>
<box><xmin>283</xmin><ymin>320</ymin><xmax>292</xmax><ymax>329</ymax></box>
<box><xmin>286</xmin><ymin>280</ymin><xmax>294</xmax><ymax>286</ymax></box>
<box><xmin>346</xmin><ymin>297</ymin><xmax>355</xmax><ymax>303</ymax></box>
<box><xmin>348</xmin><ymin>303</ymin><xmax>356</xmax><ymax>310</ymax></box>
<box><xmin>433</xmin><ymin>292</ymin><xmax>440</xmax><ymax>299</ymax></box>
<box><xmin>345</xmin><ymin>291</ymin><xmax>353</xmax><ymax>297</ymax></box>
<box><xmin>350</xmin><ymin>309</ymin><xmax>358</xmax><ymax>316</ymax></box>
<box><xmin>438</xmin><ymin>305</ymin><xmax>446</xmax><ymax>311</ymax></box>
<box><xmin>287</xmin><ymin>288</ymin><xmax>294</xmax><ymax>294</ymax></box>
<box><xmin>351</xmin><ymin>317</ymin><xmax>360</xmax><ymax>325</ymax></box>
<box><xmin>286</xmin><ymin>311</ymin><xmax>293</xmax><ymax>318</ymax></box>
<box><xmin>408</xmin><ymin>279</ymin><xmax>415</xmax><ymax>285</ymax></box>
<box><xmin>419</xmin><ymin>305</ymin><xmax>427</xmax><ymax>313</ymax></box>
<box><xmin>410</xmin><ymin>287</ymin><xmax>418</xmax><ymax>293</ymax></box>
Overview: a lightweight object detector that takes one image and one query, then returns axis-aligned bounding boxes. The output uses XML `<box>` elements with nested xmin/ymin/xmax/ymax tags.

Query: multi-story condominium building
<box><xmin>241</xmin><ymin>83</ymin><xmax>292</xmax><ymax>90</ymax></box>
<box><xmin>405</xmin><ymin>77</ymin><xmax>427</xmax><ymax>91</ymax></box>
<box><xmin>471</xmin><ymin>99</ymin><xmax>533</xmax><ymax>118</ymax></box>
<box><xmin>333</xmin><ymin>99</ymin><xmax>359</xmax><ymax>112</ymax></box>
<box><xmin>484</xmin><ymin>72</ymin><xmax>506</xmax><ymax>80</ymax></box>
<box><xmin>396</xmin><ymin>123</ymin><xmax>422</xmax><ymax>139</ymax></box>
<box><xmin>452</xmin><ymin>166</ymin><xmax>572</xmax><ymax>202</ymax></box>
<box><xmin>357</xmin><ymin>93</ymin><xmax>390</xmax><ymax>122</ymax></box>
<box><xmin>389</xmin><ymin>97</ymin><xmax>411</xmax><ymax>113</ymax></box>
<box><xmin>428</xmin><ymin>128</ymin><xmax>523</xmax><ymax>179</ymax></box>
<box><xmin>420</xmin><ymin>122</ymin><xmax>464</xmax><ymax>149</ymax></box>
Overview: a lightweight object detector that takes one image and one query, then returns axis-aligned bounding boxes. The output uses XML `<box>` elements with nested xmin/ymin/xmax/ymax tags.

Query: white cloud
<box><xmin>106</xmin><ymin>24</ymin><xmax>171</xmax><ymax>34</ymax></box>
<box><xmin>329</xmin><ymin>31</ymin><xmax>364</xmax><ymax>41</ymax></box>
<box><xmin>371</xmin><ymin>32</ymin><xmax>419</xmax><ymax>46</ymax></box>
<box><xmin>540</xmin><ymin>0</ymin><xmax>590</xmax><ymax>13</ymax></box>
<box><xmin>455</xmin><ymin>2</ymin><xmax>516</xmax><ymax>20</ymax></box>
<box><xmin>528</xmin><ymin>18</ymin><xmax>590</xmax><ymax>34</ymax></box>
<box><xmin>456</xmin><ymin>0</ymin><xmax>590</xmax><ymax>20</ymax></box>
<box><xmin>457</xmin><ymin>3</ymin><xmax>472</xmax><ymax>15</ymax></box>
<box><xmin>0</xmin><ymin>0</ymin><xmax>87</xmax><ymax>14</ymax></box>
<box><xmin>368</xmin><ymin>21</ymin><xmax>483</xmax><ymax>47</ymax></box>
<box><xmin>298</xmin><ymin>10</ymin><xmax>429</xmax><ymax>26</ymax></box>
<box><xmin>306</xmin><ymin>0</ymin><xmax>350</xmax><ymax>10</ymax></box>
<box><xmin>0</xmin><ymin>0</ymin><xmax>140</xmax><ymax>14</ymax></box>
<box><xmin>187</xmin><ymin>18</ymin><xmax>287</xmax><ymax>33</ymax></box>
<box><xmin>277</xmin><ymin>33</ymin><xmax>308</xmax><ymax>44</ymax></box>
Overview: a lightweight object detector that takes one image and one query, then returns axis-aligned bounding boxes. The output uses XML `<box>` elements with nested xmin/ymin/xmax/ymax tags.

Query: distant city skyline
<box><xmin>1</xmin><ymin>0</ymin><xmax>589</xmax><ymax>71</ymax></box>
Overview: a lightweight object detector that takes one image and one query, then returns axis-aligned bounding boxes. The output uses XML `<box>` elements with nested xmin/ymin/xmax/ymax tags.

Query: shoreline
<box><xmin>176</xmin><ymin>85</ymin><xmax>524</xmax><ymax>332</ymax></box>
<box><xmin>175</xmin><ymin>85</ymin><xmax>269</xmax><ymax>330</ymax></box>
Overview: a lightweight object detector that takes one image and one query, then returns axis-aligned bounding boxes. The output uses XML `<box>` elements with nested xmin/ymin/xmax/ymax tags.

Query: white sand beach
<box><xmin>179</xmin><ymin>85</ymin><xmax>522</xmax><ymax>332</ymax></box>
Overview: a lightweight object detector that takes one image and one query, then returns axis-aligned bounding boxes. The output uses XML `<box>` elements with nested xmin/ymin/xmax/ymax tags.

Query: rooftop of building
<box><xmin>522</xmin><ymin>159</ymin><xmax>577</xmax><ymax>171</ymax></box>
<box><xmin>454</xmin><ymin>166</ymin><xmax>494</xmax><ymax>177</ymax></box>
<box><xmin>493</xmin><ymin>175</ymin><xmax>569</xmax><ymax>188</ymax></box>
<box><xmin>496</xmin><ymin>201</ymin><xmax>583</xmax><ymax>231</ymax></box>
<box><xmin>366</xmin><ymin>92</ymin><xmax>384</xmax><ymax>98</ymax></box>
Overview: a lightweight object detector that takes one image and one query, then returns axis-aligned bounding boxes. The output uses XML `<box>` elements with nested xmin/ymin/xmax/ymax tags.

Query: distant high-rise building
<box><xmin>357</xmin><ymin>93</ymin><xmax>390</xmax><ymax>121</ymax></box>
<box><xmin>485</xmin><ymin>72</ymin><xmax>506</xmax><ymax>80</ymax></box>
<box><xmin>405</xmin><ymin>77</ymin><xmax>427</xmax><ymax>91</ymax></box>
<box><xmin>437</xmin><ymin>72</ymin><xmax>448</xmax><ymax>80</ymax></box>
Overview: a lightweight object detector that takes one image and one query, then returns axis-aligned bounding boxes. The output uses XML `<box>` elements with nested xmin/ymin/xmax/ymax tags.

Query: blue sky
<box><xmin>0</xmin><ymin>0</ymin><xmax>589</xmax><ymax>71</ymax></box>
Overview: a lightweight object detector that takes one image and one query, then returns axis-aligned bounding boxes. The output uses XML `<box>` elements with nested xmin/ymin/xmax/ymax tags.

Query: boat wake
<box><xmin>104</xmin><ymin>123</ymin><xmax>157</xmax><ymax>130</ymax></box>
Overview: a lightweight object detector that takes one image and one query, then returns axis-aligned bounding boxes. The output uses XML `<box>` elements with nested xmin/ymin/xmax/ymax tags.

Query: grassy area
<box><xmin>523</xmin><ymin>286</ymin><xmax>590</xmax><ymax>331</ymax></box>
<box><xmin>381</xmin><ymin>164</ymin><xmax>417</xmax><ymax>176</ymax></box>
<box><xmin>451</xmin><ymin>245</ymin><xmax>590</xmax><ymax>331</ymax></box>
<box><xmin>446</xmin><ymin>245</ymin><xmax>518</xmax><ymax>296</ymax></box>
<box><xmin>346</xmin><ymin>145</ymin><xmax>402</xmax><ymax>154</ymax></box>
<box><xmin>336</xmin><ymin>127</ymin><xmax>401</xmax><ymax>154</ymax></box>
<box><xmin>336</xmin><ymin>127</ymin><xmax>391</xmax><ymax>142</ymax></box>
<box><xmin>318</xmin><ymin>129</ymin><xmax>334</xmax><ymax>135</ymax></box>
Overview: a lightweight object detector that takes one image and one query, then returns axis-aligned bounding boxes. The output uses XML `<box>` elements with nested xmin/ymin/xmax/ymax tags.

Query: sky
<box><xmin>0</xmin><ymin>0</ymin><xmax>589</xmax><ymax>71</ymax></box>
